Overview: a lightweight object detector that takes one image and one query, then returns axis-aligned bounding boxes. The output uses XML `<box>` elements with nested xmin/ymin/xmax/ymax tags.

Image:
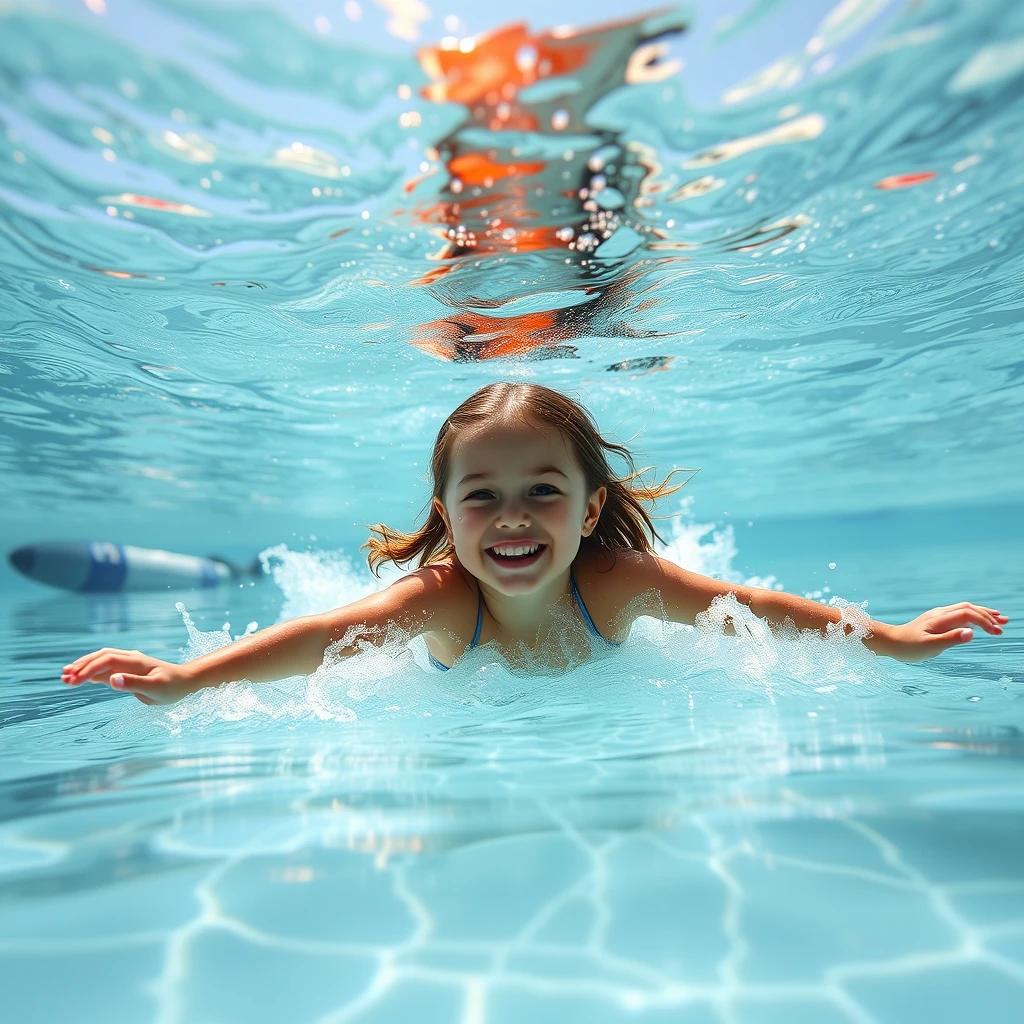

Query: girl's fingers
<box><xmin>111</xmin><ymin>672</ymin><xmax>155</xmax><ymax>690</ymax></box>
<box><xmin>941</xmin><ymin>602</ymin><xmax>1007</xmax><ymax>621</ymax></box>
<box><xmin>62</xmin><ymin>654</ymin><xmax>94</xmax><ymax>672</ymax></box>
<box><xmin>967</xmin><ymin>609</ymin><xmax>1003</xmax><ymax>634</ymax></box>
<box><xmin>63</xmin><ymin>655</ymin><xmax>129</xmax><ymax>685</ymax></box>
<box><xmin>66</xmin><ymin>656</ymin><xmax>113</xmax><ymax>683</ymax></box>
<box><xmin>964</xmin><ymin>608</ymin><xmax>1001</xmax><ymax>633</ymax></box>
<box><xmin>63</xmin><ymin>652</ymin><xmax>111</xmax><ymax>682</ymax></box>
<box><xmin>106</xmin><ymin>673</ymin><xmax>157</xmax><ymax>704</ymax></box>
<box><xmin>111</xmin><ymin>676</ymin><xmax>162</xmax><ymax>705</ymax></box>
<box><xmin>62</xmin><ymin>651</ymin><xmax>174</xmax><ymax>706</ymax></box>
<box><xmin>63</xmin><ymin>648</ymin><xmax>117</xmax><ymax>673</ymax></box>
<box><xmin>930</xmin><ymin>627</ymin><xmax>974</xmax><ymax>649</ymax></box>
<box><xmin>63</xmin><ymin>659</ymin><xmax>106</xmax><ymax>683</ymax></box>
<box><xmin>931</xmin><ymin>608</ymin><xmax>1001</xmax><ymax>635</ymax></box>
<box><xmin>968</xmin><ymin>604</ymin><xmax>1005</xmax><ymax>625</ymax></box>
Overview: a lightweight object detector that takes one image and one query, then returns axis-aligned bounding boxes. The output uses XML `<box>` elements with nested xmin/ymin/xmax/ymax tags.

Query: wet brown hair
<box><xmin>362</xmin><ymin>381</ymin><xmax>693</xmax><ymax>577</ymax></box>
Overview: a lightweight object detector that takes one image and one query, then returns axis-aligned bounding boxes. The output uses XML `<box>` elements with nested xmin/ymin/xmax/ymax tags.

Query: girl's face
<box><xmin>434</xmin><ymin>421</ymin><xmax>606</xmax><ymax>594</ymax></box>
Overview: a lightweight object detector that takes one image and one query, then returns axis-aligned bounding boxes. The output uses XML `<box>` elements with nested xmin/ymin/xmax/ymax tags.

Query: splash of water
<box><xmin>137</xmin><ymin>502</ymin><xmax>885</xmax><ymax>734</ymax></box>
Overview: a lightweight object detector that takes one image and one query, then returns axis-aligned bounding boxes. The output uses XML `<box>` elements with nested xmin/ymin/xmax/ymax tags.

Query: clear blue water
<box><xmin>2</xmin><ymin>0</ymin><xmax>1023</xmax><ymax>1020</ymax></box>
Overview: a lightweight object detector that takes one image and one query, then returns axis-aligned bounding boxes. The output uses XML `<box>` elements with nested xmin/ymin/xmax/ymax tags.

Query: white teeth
<box><xmin>490</xmin><ymin>543</ymin><xmax>541</xmax><ymax>557</ymax></box>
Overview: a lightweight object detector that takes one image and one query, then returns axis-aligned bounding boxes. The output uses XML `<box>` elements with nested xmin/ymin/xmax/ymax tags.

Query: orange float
<box><xmin>874</xmin><ymin>172</ymin><xmax>937</xmax><ymax>190</ymax></box>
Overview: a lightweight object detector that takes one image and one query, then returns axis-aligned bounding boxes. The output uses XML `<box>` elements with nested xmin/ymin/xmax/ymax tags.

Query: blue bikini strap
<box><xmin>570</xmin><ymin>568</ymin><xmax>603</xmax><ymax>640</ymax></box>
<box><xmin>469</xmin><ymin>583</ymin><xmax>484</xmax><ymax>647</ymax></box>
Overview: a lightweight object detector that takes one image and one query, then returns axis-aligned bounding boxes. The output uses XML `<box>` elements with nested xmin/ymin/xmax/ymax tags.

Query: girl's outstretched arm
<box><xmin>613</xmin><ymin>551</ymin><xmax>1007</xmax><ymax>662</ymax></box>
<box><xmin>60</xmin><ymin>567</ymin><xmax>450</xmax><ymax>704</ymax></box>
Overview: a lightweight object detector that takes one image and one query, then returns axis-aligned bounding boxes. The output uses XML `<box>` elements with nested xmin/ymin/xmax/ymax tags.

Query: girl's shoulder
<box><xmin>407</xmin><ymin>558</ymin><xmax>481</xmax><ymax>668</ymax></box>
<box><xmin>403</xmin><ymin>557</ymin><xmax>479</xmax><ymax>638</ymax></box>
<box><xmin>574</xmin><ymin>546</ymin><xmax>665</xmax><ymax>642</ymax></box>
<box><xmin>319</xmin><ymin>558</ymin><xmax>472</xmax><ymax>653</ymax></box>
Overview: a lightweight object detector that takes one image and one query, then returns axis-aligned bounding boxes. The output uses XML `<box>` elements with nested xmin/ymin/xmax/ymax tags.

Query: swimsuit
<box><xmin>428</xmin><ymin>567</ymin><xmax>621</xmax><ymax>671</ymax></box>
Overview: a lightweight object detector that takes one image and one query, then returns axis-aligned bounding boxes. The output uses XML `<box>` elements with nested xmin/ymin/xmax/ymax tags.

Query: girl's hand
<box><xmin>61</xmin><ymin>649</ymin><xmax>195</xmax><ymax>705</ymax></box>
<box><xmin>888</xmin><ymin>602</ymin><xmax>1008</xmax><ymax>662</ymax></box>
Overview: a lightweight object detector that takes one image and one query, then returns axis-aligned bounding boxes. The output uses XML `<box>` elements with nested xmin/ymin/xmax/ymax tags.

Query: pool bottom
<box><xmin>2</xmin><ymin>505</ymin><xmax>1021</xmax><ymax>1023</ymax></box>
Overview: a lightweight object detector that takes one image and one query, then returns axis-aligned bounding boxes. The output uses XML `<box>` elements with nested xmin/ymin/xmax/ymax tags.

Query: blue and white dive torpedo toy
<box><xmin>8</xmin><ymin>542</ymin><xmax>261</xmax><ymax>593</ymax></box>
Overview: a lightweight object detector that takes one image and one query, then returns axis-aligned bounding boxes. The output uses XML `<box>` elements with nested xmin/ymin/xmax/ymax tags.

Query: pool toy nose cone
<box><xmin>9</xmin><ymin>546</ymin><xmax>34</xmax><ymax>577</ymax></box>
<box><xmin>5</xmin><ymin>541</ymin><xmax>248</xmax><ymax>592</ymax></box>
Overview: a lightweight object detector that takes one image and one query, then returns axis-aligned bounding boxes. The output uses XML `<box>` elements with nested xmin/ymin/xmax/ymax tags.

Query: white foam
<box><xmin>141</xmin><ymin>501</ymin><xmax>883</xmax><ymax>731</ymax></box>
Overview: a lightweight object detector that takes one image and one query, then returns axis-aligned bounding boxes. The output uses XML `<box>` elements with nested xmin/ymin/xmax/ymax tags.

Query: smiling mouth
<box><xmin>486</xmin><ymin>544</ymin><xmax>547</xmax><ymax>568</ymax></box>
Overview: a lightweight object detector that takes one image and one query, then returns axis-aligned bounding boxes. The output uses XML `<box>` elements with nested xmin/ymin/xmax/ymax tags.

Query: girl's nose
<box><xmin>496</xmin><ymin>504</ymin><xmax>530</xmax><ymax>528</ymax></box>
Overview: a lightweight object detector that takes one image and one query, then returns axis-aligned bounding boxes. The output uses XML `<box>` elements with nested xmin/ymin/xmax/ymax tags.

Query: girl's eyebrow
<box><xmin>458</xmin><ymin>466</ymin><xmax>568</xmax><ymax>485</ymax></box>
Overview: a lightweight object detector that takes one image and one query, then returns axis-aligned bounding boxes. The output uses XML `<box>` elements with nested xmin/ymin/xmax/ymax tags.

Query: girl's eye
<box><xmin>463</xmin><ymin>485</ymin><xmax>560</xmax><ymax>500</ymax></box>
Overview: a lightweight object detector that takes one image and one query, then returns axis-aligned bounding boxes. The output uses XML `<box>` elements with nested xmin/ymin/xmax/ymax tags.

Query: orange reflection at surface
<box><xmin>408</xmin><ymin>9</ymin><xmax>688</xmax><ymax>362</ymax></box>
<box><xmin>874</xmin><ymin>171</ymin><xmax>938</xmax><ymax>190</ymax></box>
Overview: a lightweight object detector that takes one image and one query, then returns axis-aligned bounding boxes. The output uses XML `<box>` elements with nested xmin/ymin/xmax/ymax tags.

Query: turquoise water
<box><xmin>2</xmin><ymin>0</ymin><xmax>1023</xmax><ymax>1020</ymax></box>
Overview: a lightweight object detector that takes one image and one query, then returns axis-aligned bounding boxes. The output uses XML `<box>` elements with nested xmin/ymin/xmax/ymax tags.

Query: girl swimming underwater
<box><xmin>63</xmin><ymin>382</ymin><xmax>1007</xmax><ymax>705</ymax></box>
